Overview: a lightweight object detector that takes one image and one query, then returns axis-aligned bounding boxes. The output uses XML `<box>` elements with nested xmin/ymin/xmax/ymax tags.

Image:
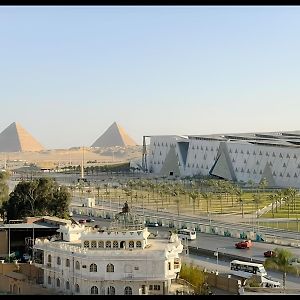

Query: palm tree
<box><xmin>252</xmin><ymin>193</ymin><xmax>261</xmax><ymax>219</ymax></box>
<box><xmin>264</xmin><ymin>247</ymin><xmax>297</xmax><ymax>289</ymax></box>
<box><xmin>236</xmin><ymin>188</ymin><xmax>244</xmax><ymax>218</ymax></box>
<box><xmin>189</xmin><ymin>191</ymin><xmax>198</xmax><ymax>215</ymax></box>
<box><xmin>268</xmin><ymin>194</ymin><xmax>276</xmax><ymax>218</ymax></box>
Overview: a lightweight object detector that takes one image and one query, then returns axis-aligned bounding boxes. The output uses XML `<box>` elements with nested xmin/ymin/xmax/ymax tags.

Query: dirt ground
<box><xmin>1</xmin><ymin>145</ymin><xmax>142</xmax><ymax>169</ymax></box>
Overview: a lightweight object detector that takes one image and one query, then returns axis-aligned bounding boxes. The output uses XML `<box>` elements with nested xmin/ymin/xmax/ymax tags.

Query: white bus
<box><xmin>230</xmin><ymin>260</ymin><xmax>280</xmax><ymax>288</ymax></box>
<box><xmin>230</xmin><ymin>260</ymin><xmax>268</xmax><ymax>278</ymax></box>
<box><xmin>177</xmin><ymin>229</ymin><xmax>197</xmax><ymax>241</ymax></box>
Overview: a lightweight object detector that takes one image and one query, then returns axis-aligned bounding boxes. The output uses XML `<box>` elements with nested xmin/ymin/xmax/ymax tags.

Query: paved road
<box><xmin>72</xmin><ymin>214</ymin><xmax>300</xmax><ymax>290</ymax></box>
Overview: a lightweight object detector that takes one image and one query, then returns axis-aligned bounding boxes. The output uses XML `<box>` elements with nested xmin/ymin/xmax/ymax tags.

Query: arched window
<box><xmin>84</xmin><ymin>241</ymin><xmax>90</xmax><ymax>248</ymax></box>
<box><xmin>47</xmin><ymin>276</ymin><xmax>51</xmax><ymax>285</ymax></box>
<box><xmin>48</xmin><ymin>254</ymin><xmax>51</xmax><ymax>263</ymax></box>
<box><xmin>129</xmin><ymin>241</ymin><xmax>134</xmax><ymax>248</ymax></box>
<box><xmin>113</xmin><ymin>241</ymin><xmax>118</xmax><ymax>248</ymax></box>
<box><xmin>91</xmin><ymin>286</ymin><xmax>98</xmax><ymax>295</ymax></box>
<box><xmin>66</xmin><ymin>259</ymin><xmax>70</xmax><ymax>267</ymax></box>
<box><xmin>90</xmin><ymin>263</ymin><xmax>97</xmax><ymax>272</ymax></box>
<box><xmin>91</xmin><ymin>240</ymin><xmax>97</xmax><ymax>248</ymax></box>
<box><xmin>106</xmin><ymin>263</ymin><xmax>114</xmax><ymax>272</ymax></box>
<box><xmin>56</xmin><ymin>278</ymin><xmax>60</xmax><ymax>288</ymax></box>
<box><xmin>106</xmin><ymin>241</ymin><xmax>111</xmax><ymax>248</ymax></box>
<box><xmin>98</xmin><ymin>241</ymin><xmax>104</xmax><ymax>248</ymax></box>
<box><xmin>136</xmin><ymin>241</ymin><xmax>142</xmax><ymax>248</ymax></box>
<box><xmin>75</xmin><ymin>261</ymin><xmax>80</xmax><ymax>270</ymax></box>
<box><xmin>124</xmin><ymin>286</ymin><xmax>132</xmax><ymax>295</ymax></box>
<box><xmin>107</xmin><ymin>286</ymin><xmax>115</xmax><ymax>295</ymax></box>
<box><xmin>57</xmin><ymin>256</ymin><xmax>61</xmax><ymax>265</ymax></box>
<box><xmin>75</xmin><ymin>284</ymin><xmax>80</xmax><ymax>293</ymax></box>
<box><xmin>66</xmin><ymin>281</ymin><xmax>70</xmax><ymax>290</ymax></box>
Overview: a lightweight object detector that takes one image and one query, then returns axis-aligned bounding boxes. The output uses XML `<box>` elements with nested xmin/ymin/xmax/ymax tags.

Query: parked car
<box><xmin>86</xmin><ymin>218</ymin><xmax>95</xmax><ymax>223</ymax></box>
<box><xmin>289</xmin><ymin>257</ymin><xmax>300</xmax><ymax>267</ymax></box>
<box><xmin>264</xmin><ymin>250</ymin><xmax>276</xmax><ymax>258</ymax></box>
<box><xmin>78</xmin><ymin>219</ymin><xmax>86</xmax><ymax>224</ymax></box>
<box><xmin>147</xmin><ymin>222</ymin><xmax>159</xmax><ymax>227</ymax></box>
<box><xmin>235</xmin><ymin>240</ymin><xmax>253</xmax><ymax>249</ymax></box>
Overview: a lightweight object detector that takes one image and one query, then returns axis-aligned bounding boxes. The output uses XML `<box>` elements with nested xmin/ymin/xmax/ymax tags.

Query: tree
<box><xmin>264</xmin><ymin>247</ymin><xmax>297</xmax><ymax>289</ymax></box>
<box><xmin>3</xmin><ymin>177</ymin><xmax>71</xmax><ymax>221</ymax></box>
<box><xmin>179</xmin><ymin>262</ymin><xmax>208</xmax><ymax>295</ymax></box>
<box><xmin>0</xmin><ymin>171</ymin><xmax>10</xmax><ymax>220</ymax></box>
<box><xmin>189</xmin><ymin>191</ymin><xmax>198</xmax><ymax>215</ymax></box>
<box><xmin>236</xmin><ymin>188</ymin><xmax>244</xmax><ymax>218</ymax></box>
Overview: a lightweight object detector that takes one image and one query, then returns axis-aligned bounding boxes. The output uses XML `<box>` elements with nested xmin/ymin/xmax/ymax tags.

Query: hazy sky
<box><xmin>1</xmin><ymin>6</ymin><xmax>300</xmax><ymax>149</ymax></box>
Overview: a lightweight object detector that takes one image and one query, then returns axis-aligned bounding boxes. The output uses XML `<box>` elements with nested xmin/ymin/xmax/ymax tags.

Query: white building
<box><xmin>33</xmin><ymin>204</ymin><xmax>183</xmax><ymax>295</ymax></box>
<box><xmin>82</xmin><ymin>197</ymin><xmax>95</xmax><ymax>208</ymax></box>
<box><xmin>145</xmin><ymin>131</ymin><xmax>300</xmax><ymax>188</ymax></box>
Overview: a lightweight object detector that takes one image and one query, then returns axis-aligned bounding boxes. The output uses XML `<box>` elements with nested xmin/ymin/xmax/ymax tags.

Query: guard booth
<box><xmin>82</xmin><ymin>197</ymin><xmax>95</xmax><ymax>208</ymax></box>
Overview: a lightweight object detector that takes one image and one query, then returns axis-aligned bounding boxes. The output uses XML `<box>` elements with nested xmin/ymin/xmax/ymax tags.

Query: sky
<box><xmin>1</xmin><ymin>6</ymin><xmax>300</xmax><ymax>149</ymax></box>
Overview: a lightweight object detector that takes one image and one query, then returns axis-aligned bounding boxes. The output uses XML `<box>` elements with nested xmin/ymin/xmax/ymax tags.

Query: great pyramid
<box><xmin>0</xmin><ymin>122</ymin><xmax>44</xmax><ymax>152</ymax></box>
<box><xmin>91</xmin><ymin>122</ymin><xmax>137</xmax><ymax>147</ymax></box>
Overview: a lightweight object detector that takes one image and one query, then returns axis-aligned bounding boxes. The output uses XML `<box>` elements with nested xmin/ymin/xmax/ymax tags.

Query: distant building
<box><xmin>33</xmin><ymin>204</ymin><xmax>184</xmax><ymax>295</ymax></box>
<box><xmin>81</xmin><ymin>197</ymin><xmax>95</xmax><ymax>208</ymax></box>
<box><xmin>145</xmin><ymin>131</ymin><xmax>300</xmax><ymax>188</ymax></box>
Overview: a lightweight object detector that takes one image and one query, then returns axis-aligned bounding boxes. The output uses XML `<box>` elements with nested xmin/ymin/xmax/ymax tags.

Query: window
<box><xmin>136</xmin><ymin>241</ymin><xmax>142</xmax><ymax>248</ymax></box>
<box><xmin>48</xmin><ymin>255</ymin><xmax>51</xmax><ymax>263</ymax></box>
<box><xmin>113</xmin><ymin>241</ymin><xmax>118</xmax><ymax>248</ymax></box>
<box><xmin>107</xmin><ymin>286</ymin><xmax>115</xmax><ymax>295</ymax></box>
<box><xmin>48</xmin><ymin>276</ymin><xmax>51</xmax><ymax>285</ymax></box>
<box><xmin>91</xmin><ymin>286</ymin><xmax>98</xmax><ymax>295</ymax></box>
<box><xmin>75</xmin><ymin>261</ymin><xmax>80</xmax><ymax>270</ymax></box>
<box><xmin>57</xmin><ymin>257</ymin><xmax>61</xmax><ymax>265</ymax></box>
<box><xmin>90</xmin><ymin>263</ymin><xmax>97</xmax><ymax>272</ymax></box>
<box><xmin>106</xmin><ymin>241</ymin><xmax>111</xmax><ymax>248</ymax></box>
<box><xmin>154</xmin><ymin>285</ymin><xmax>160</xmax><ymax>290</ymax></box>
<box><xmin>66</xmin><ymin>281</ymin><xmax>70</xmax><ymax>290</ymax></box>
<box><xmin>124</xmin><ymin>286</ymin><xmax>132</xmax><ymax>295</ymax></box>
<box><xmin>106</xmin><ymin>263</ymin><xmax>114</xmax><ymax>272</ymax></box>
<box><xmin>129</xmin><ymin>241</ymin><xmax>134</xmax><ymax>248</ymax></box>
<box><xmin>66</xmin><ymin>259</ymin><xmax>70</xmax><ymax>267</ymax></box>
<box><xmin>149</xmin><ymin>285</ymin><xmax>153</xmax><ymax>290</ymax></box>
<box><xmin>98</xmin><ymin>241</ymin><xmax>104</xmax><ymax>248</ymax></box>
<box><xmin>84</xmin><ymin>241</ymin><xmax>90</xmax><ymax>248</ymax></box>
<box><xmin>75</xmin><ymin>284</ymin><xmax>80</xmax><ymax>293</ymax></box>
<box><xmin>56</xmin><ymin>278</ymin><xmax>60</xmax><ymax>288</ymax></box>
<box><xmin>168</xmin><ymin>262</ymin><xmax>171</xmax><ymax>270</ymax></box>
<box><xmin>141</xmin><ymin>285</ymin><xmax>146</xmax><ymax>295</ymax></box>
<box><xmin>91</xmin><ymin>241</ymin><xmax>97</xmax><ymax>248</ymax></box>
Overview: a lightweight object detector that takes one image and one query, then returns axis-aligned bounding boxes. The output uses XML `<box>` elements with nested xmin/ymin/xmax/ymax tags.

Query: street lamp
<box><xmin>214</xmin><ymin>247</ymin><xmax>225</xmax><ymax>270</ymax></box>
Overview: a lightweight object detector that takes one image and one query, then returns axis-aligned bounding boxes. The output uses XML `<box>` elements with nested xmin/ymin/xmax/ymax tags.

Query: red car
<box><xmin>78</xmin><ymin>219</ymin><xmax>86</xmax><ymax>224</ymax></box>
<box><xmin>264</xmin><ymin>250</ymin><xmax>276</xmax><ymax>257</ymax></box>
<box><xmin>235</xmin><ymin>240</ymin><xmax>253</xmax><ymax>249</ymax></box>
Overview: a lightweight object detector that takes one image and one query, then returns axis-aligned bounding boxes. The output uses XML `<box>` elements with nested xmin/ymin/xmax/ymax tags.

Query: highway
<box><xmin>71</xmin><ymin>213</ymin><xmax>300</xmax><ymax>290</ymax></box>
<box><xmin>71</xmin><ymin>197</ymin><xmax>300</xmax><ymax>244</ymax></box>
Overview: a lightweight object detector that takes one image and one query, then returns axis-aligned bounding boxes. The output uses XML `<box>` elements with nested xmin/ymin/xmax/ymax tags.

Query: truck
<box><xmin>235</xmin><ymin>240</ymin><xmax>253</xmax><ymax>249</ymax></box>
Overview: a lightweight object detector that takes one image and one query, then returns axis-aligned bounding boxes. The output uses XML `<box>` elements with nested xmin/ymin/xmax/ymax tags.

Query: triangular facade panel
<box><xmin>91</xmin><ymin>122</ymin><xmax>137</xmax><ymax>147</ymax></box>
<box><xmin>209</xmin><ymin>142</ymin><xmax>236</xmax><ymax>181</ymax></box>
<box><xmin>261</xmin><ymin>163</ymin><xmax>276</xmax><ymax>187</ymax></box>
<box><xmin>159</xmin><ymin>145</ymin><xmax>181</xmax><ymax>176</ymax></box>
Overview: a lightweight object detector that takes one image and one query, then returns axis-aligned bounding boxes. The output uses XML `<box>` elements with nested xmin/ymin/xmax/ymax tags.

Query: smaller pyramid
<box><xmin>91</xmin><ymin>122</ymin><xmax>137</xmax><ymax>147</ymax></box>
<box><xmin>0</xmin><ymin>122</ymin><xmax>44</xmax><ymax>152</ymax></box>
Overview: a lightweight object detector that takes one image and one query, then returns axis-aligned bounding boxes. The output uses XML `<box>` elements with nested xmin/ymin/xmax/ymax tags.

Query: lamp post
<box><xmin>214</xmin><ymin>247</ymin><xmax>225</xmax><ymax>270</ymax></box>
